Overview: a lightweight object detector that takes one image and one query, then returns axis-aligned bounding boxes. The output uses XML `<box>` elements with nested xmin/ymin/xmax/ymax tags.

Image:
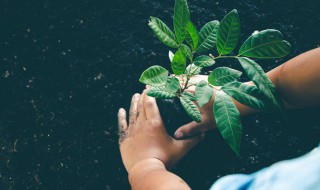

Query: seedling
<box><xmin>139</xmin><ymin>0</ymin><xmax>291</xmax><ymax>155</ymax></box>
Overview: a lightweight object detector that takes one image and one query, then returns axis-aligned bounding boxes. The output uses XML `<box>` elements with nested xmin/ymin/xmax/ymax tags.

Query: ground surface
<box><xmin>0</xmin><ymin>0</ymin><xmax>320</xmax><ymax>189</ymax></box>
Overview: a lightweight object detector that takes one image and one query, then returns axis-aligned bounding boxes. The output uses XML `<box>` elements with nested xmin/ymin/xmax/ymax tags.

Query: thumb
<box><xmin>176</xmin><ymin>133</ymin><xmax>205</xmax><ymax>154</ymax></box>
<box><xmin>174</xmin><ymin>121</ymin><xmax>202</xmax><ymax>139</ymax></box>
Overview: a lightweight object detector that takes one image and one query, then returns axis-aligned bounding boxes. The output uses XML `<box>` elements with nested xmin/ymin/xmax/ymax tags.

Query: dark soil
<box><xmin>157</xmin><ymin>98</ymin><xmax>192</xmax><ymax>137</ymax></box>
<box><xmin>1</xmin><ymin>0</ymin><xmax>320</xmax><ymax>189</ymax></box>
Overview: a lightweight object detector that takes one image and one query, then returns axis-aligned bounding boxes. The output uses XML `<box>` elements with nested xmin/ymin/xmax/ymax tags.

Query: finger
<box><xmin>129</xmin><ymin>93</ymin><xmax>140</xmax><ymax>127</ymax></box>
<box><xmin>118</xmin><ymin>108</ymin><xmax>128</xmax><ymax>143</ymax></box>
<box><xmin>174</xmin><ymin>121</ymin><xmax>202</xmax><ymax>139</ymax></box>
<box><xmin>145</xmin><ymin>85</ymin><xmax>151</xmax><ymax>89</ymax></box>
<box><xmin>143</xmin><ymin>92</ymin><xmax>161</xmax><ymax>120</ymax></box>
<box><xmin>137</xmin><ymin>90</ymin><xmax>147</xmax><ymax>121</ymax></box>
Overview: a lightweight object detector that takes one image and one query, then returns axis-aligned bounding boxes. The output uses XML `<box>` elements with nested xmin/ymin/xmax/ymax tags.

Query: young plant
<box><xmin>139</xmin><ymin>0</ymin><xmax>291</xmax><ymax>156</ymax></box>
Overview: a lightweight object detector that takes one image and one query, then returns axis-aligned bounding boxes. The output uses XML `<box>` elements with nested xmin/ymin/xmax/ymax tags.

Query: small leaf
<box><xmin>196</xmin><ymin>20</ymin><xmax>220</xmax><ymax>53</ymax></box>
<box><xmin>185</xmin><ymin>21</ymin><xmax>199</xmax><ymax>50</ymax></box>
<box><xmin>214</xmin><ymin>91</ymin><xmax>242</xmax><ymax>156</ymax></box>
<box><xmin>148</xmin><ymin>17</ymin><xmax>179</xmax><ymax>48</ymax></box>
<box><xmin>165</xmin><ymin>78</ymin><xmax>180</xmax><ymax>93</ymax></box>
<box><xmin>217</xmin><ymin>9</ymin><xmax>241</xmax><ymax>55</ymax></box>
<box><xmin>208</xmin><ymin>67</ymin><xmax>242</xmax><ymax>86</ymax></box>
<box><xmin>195</xmin><ymin>80</ymin><xmax>213</xmax><ymax>107</ymax></box>
<box><xmin>180</xmin><ymin>96</ymin><xmax>201</xmax><ymax>123</ymax></box>
<box><xmin>147</xmin><ymin>87</ymin><xmax>177</xmax><ymax>99</ymax></box>
<box><xmin>180</xmin><ymin>44</ymin><xmax>193</xmax><ymax>61</ymax></box>
<box><xmin>194</xmin><ymin>55</ymin><xmax>215</xmax><ymax>67</ymax></box>
<box><xmin>139</xmin><ymin>65</ymin><xmax>169</xmax><ymax>87</ymax></box>
<box><xmin>222</xmin><ymin>82</ymin><xmax>267</xmax><ymax>110</ymax></box>
<box><xmin>169</xmin><ymin>50</ymin><xmax>174</xmax><ymax>62</ymax></box>
<box><xmin>238</xmin><ymin>29</ymin><xmax>291</xmax><ymax>58</ymax></box>
<box><xmin>237</xmin><ymin>57</ymin><xmax>282</xmax><ymax>111</ymax></box>
<box><xmin>174</xmin><ymin>0</ymin><xmax>190</xmax><ymax>44</ymax></box>
<box><xmin>172</xmin><ymin>48</ymin><xmax>187</xmax><ymax>75</ymax></box>
<box><xmin>181</xmin><ymin>92</ymin><xmax>196</xmax><ymax>101</ymax></box>
<box><xmin>184</xmin><ymin>64</ymin><xmax>202</xmax><ymax>75</ymax></box>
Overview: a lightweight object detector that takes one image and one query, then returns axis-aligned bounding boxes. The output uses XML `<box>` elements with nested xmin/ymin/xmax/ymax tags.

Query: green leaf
<box><xmin>172</xmin><ymin>48</ymin><xmax>187</xmax><ymax>75</ymax></box>
<box><xmin>238</xmin><ymin>29</ymin><xmax>291</xmax><ymax>58</ymax></box>
<box><xmin>148</xmin><ymin>17</ymin><xmax>179</xmax><ymax>48</ymax></box>
<box><xmin>181</xmin><ymin>92</ymin><xmax>196</xmax><ymax>101</ymax></box>
<box><xmin>165</xmin><ymin>78</ymin><xmax>180</xmax><ymax>93</ymax></box>
<box><xmin>185</xmin><ymin>64</ymin><xmax>202</xmax><ymax>75</ymax></box>
<box><xmin>208</xmin><ymin>67</ymin><xmax>242</xmax><ymax>86</ymax></box>
<box><xmin>194</xmin><ymin>55</ymin><xmax>215</xmax><ymax>67</ymax></box>
<box><xmin>147</xmin><ymin>87</ymin><xmax>177</xmax><ymax>99</ymax></box>
<box><xmin>237</xmin><ymin>57</ymin><xmax>282</xmax><ymax>110</ymax></box>
<box><xmin>185</xmin><ymin>21</ymin><xmax>199</xmax><ymax>50</ymax></box>
<box><xmin>180</xmin><ymin>96</ymin><xmax>201</xmax><ymax>123</ymax></box>
<box><xmin>222</xmin><ymin>82</ymin><xmax>267</xmax><ymax>110</ymax></box>
<box><xmin>196</xmin><ymin>21</ymin><xmax>220</xmax><ymax>53</ymax></box>
<box><xmin>174</xmin><ymin>0</ymin><xmax>190</xmax><ymax>44</ymax></box>
<box><xmin>195</xmin><ymin>80</ymin><xmax>213</xmax><ymax>107</ymax></box>
<box><xmin>217</xmin><ymin>9</ymin><xmax>241</xmax><ymax>55</ymax></box>
<box><xmin>180</xmin><ymin>44</ymin><xmax>193</xmax><ymax>61</ymax></box>
<box><xmin>139</xmin><ymin>65</ymin><xmax>169</xmax><ymax>87</ymax></box>
<box><xmin>214</xmin><ymin>91</ymin><xmax>242</xmax><ymax>156</ymax></box>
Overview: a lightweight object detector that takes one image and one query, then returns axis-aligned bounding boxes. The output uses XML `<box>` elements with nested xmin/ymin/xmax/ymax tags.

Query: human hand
<box><xmin>174</xmin><ymin>75</ymin><xmax>218</xmax><ymax>139</ymax></box>
<box><xmin>118</xmin><ymin>91</ymin><xmax>204</xmax><ymax>172</ymax></box>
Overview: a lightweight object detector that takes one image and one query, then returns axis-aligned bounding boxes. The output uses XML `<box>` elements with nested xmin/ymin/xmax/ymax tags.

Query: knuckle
<box><xmin>129</xmin><ymin>110</ymin><xmax>137</xmax><ymax>116</ymax></box>
<box><xmin>148</xmin><ymin>119</ymin><xmax>161</xmax><ymax>127</ymax></box>
<box><xmin>145</xmin><ymin>99</ymin><xmax>154</xmax><ymax>108</ymax></box>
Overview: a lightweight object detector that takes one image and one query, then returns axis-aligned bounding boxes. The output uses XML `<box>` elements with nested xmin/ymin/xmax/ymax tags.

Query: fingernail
<box><xmin>118</xmin><ymin>108</ymin><xmax>124</xmax><ymax>114</ymax></box>
<box><xmin>174</xmin><ymin>131</ymin><xmax>184</xmax><ymax>139</ymax></box>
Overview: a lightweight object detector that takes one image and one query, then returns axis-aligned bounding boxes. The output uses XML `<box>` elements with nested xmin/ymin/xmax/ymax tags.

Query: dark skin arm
<box><xmin>174</xmin><ymin>48</ymin><xmax>320</xmax><ymax>139</ymax></box>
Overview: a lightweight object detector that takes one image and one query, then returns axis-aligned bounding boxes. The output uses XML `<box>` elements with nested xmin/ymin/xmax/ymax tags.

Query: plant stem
<box><xmin>182</xmin><ymin>55</ymin><xmax>238</xmax><ymax>92</ymax></box>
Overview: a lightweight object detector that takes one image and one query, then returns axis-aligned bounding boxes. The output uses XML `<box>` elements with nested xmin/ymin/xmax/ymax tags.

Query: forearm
<box><xmin>267</xmin><ymin>48</ymin><xmax>320</xmax><ymax>108</ymax></box>
<box><xmin>234</xmin><ymin>48</ymin><xmax>320</xmax><ymax>115</ymax></box>
<box><xmin>129</xmin><ymin>158</ymin><xmax>191</xmax><ymax>190</ymax></box>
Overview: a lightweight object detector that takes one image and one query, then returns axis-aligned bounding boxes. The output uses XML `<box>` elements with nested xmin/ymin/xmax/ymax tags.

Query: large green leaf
<box><xmin>185</xmin><ymin>64</ymin><xmax>202</xmax><ymax>75</ymax></box>
<box><xmin>148</xmin><ymin>17</ymin><xmax>179</xmax><ymax>48</ymax></box>
<box><xmin>180</xmin><ymin>44</ymin><xmax>193</xmax><ymax>61</ymax></box>
<box><xmin>196</xmin><ymin>21</ymin><xmax>220</xmax><ymax>53</ymax></box>
<box><xmin>237</xmin><ymin>57</ymin><xmax>282</xmax><ymax>110</ymax></box>
<box><xmin>238</xmin><ymin>29</ymin><xmax>291</xmax><ymax>58</ymax></box>
<box><xmin>185</xmin><ymin>21</ymin><xmax>199</xmax><ymax>51</ymax></box>
<box><xmin>172</xmin><ymin>48</ymin><xmax>187</xmax><ymax>75</ymax></box>
<box><xmin>208</xmin><ymin>67</ymin><xmax>242</xmax><ymax>86</ymax></box>
<box><xmin>222</xmin><ymin>82</ymin><xmax>268</xmax><ymax>110</ymax></box>
<box><xmin>147</xmin><ymin>87</ymin><xmax>177</xmax><ymax>99</ymax></box>
<box><xmin>165</xmin><ymin>78</ymin><xmax>180</xmax><ymax>93</ymax></box>
<box><xmin>174</xmin><ymin>0</ymin><xmax>190</xmax><ymax>44</ymax></box>
<box><xmin>180</xmin><ymin>96</ymin><xmax>201</xmax><ymax>123</ymax></box>
<box><xmin>217</xmin><ymin>9</ymin><xmax>241</xmax><ymax>55</ymax></box>
<box><xmin>194</xmin><ymin>55</ymin><xmax>215</xmax><ymax>67</ymax></box>
<box><xmin>195</xmin><ymin>80</ymin><xmax>213</xmax><ymax>107</ymax></box>
<box><xmin>181</xmin><ymin>92</ymin><xmax>196</xmax><ymax>101</ymax></box>
<box><xmin>139</xmin><ymin>65</ymin><xmax>169</xmax><ymax>86</ymax></box>
<box><xmin>214</xmin><ymin>91</ymin><xmax>242</xmax><ymax>156</ymax></box>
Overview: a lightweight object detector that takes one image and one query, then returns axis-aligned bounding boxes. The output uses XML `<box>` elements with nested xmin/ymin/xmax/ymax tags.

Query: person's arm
<box><xmin>175</xmin><ymin>48</ymin><xmax>320</xmax><ymax>139</ymax></box>
<box><xmin>237</xmin><ymin>48</ymin><xmax>320</xmax><ymax>114</ymax></box>
<box><xmin>129</xmin><ymin>159</ymin><xmax>190</xmax><ymax>190</ymax></box>
<box><xmin>118</xmin><ymin>91</ymin><xmax>204</xmax><ymax>190</ymax></box>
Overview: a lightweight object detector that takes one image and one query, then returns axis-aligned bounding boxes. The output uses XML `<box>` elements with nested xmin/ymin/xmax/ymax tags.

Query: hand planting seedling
<box><xmin>139</xmin><ymin>0</ymin><xmax>291</xmax><ymax>155</ymax></box>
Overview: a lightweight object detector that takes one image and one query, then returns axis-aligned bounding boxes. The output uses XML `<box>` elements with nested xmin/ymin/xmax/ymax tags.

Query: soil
<box><xmin>1</xmin><ymin>0</ymin><xmax>320</xmax><ymax>189</ymax></box>
<box><xmin>157</xmin><ymin>98</ymin><xmax>192</xmax><ymax>137</ymax></box>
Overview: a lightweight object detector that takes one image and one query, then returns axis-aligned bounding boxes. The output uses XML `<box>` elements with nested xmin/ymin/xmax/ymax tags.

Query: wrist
<box><xmin>128</xmin><ymin>158</ymin><xmax>166</xmax><ymax>187</ymax></box>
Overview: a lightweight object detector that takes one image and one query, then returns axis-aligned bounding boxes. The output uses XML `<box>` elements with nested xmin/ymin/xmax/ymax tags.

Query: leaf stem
<box><xmin>182</xmin><ymin>55</ymin><xmax>238</xmax><ymax>93</ymax></box>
